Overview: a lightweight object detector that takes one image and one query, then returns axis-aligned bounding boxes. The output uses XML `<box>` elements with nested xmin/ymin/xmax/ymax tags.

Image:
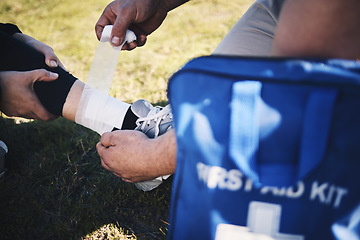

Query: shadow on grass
<box><xmin>0</xmin><ymin>117</ymin><xmax>172</xmax><ymax>240</ymax></box>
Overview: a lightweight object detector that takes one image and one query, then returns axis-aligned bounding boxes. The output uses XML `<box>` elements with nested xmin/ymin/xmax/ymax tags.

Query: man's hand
<box><xmin>95</xmin><ymin>0</ymin><xmax>187</xmax><ymax>50</ymax></box>
<box><xmin>96</xmin><ymin>0</ymin><xmax>165</xmax><ymax>50</ymax></box>
<box><xmin>0</xmin><ymin>70</ymin><xmax>59</xmax><ymax>121</ymax></box>
<box><xmin>97</xmin><ymin>130</ymin><xmax>176</xmax><ymax>182</ymax></box>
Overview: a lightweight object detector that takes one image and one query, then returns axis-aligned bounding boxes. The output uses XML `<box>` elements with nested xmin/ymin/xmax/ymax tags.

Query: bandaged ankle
<box><xmin>75</xmin><ymin>85</ymin><xmax>130</xmax><ymax>134</ymax></box>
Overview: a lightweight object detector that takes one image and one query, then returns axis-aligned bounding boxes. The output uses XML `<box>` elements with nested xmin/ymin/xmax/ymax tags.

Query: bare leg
<box><xmin>62</xmin><ymin>80</ymin><xmax>84</xmax><ymax>122</ymax></box>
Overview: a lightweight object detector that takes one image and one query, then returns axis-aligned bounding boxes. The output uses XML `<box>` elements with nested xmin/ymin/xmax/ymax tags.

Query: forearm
<box><xmin>151</xmin><ymin>130</ymin><xmax>177</xmax><ymax>177</ymax></box>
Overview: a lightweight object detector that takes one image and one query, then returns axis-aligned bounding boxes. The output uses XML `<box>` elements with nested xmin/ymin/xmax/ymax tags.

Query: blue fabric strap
<box><xmin>298</xmin><ymin>88</ymin><xmax>337</xmax><ymax>180</ymax></box>
<box><xmin>230</xmin><ymin>81</ymin><xmax>262</xmax><ymax>184</ymax></box>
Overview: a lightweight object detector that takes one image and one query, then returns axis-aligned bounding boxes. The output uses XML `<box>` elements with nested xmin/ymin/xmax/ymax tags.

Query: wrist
<box><xmin>150</xmin><ymin>130</ymin><xmax>176</xmax><ymax>176</ymax></box>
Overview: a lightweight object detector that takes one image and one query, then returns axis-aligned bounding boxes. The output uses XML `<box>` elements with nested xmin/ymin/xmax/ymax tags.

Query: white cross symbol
<box><xmin>215</xmin><ymin>201</ymin><xmax>304</xmax><ymax>240</ymax></box>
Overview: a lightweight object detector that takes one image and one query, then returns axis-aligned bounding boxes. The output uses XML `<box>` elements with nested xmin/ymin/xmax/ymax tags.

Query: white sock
<box><xmin>75</xmin><ymin>85</ymin><xmax>130</xmax><ymax>134</ymax></box>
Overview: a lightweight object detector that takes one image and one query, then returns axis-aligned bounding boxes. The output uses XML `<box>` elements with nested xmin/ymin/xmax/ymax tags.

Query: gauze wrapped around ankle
<box><xmin>75</xmin><ymin>85</ymin><xmax>130</xmax><ymax>134</ymax></box>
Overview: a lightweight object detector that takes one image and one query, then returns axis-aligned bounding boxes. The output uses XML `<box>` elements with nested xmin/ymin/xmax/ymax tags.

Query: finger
<box><xmin>95</xmin><ymin>6</ymin><xmax>115</xmax><ymax>41</ymax></box>
<box><xmin>97</xmin><ymin>143</ymin><xmax>112</xmax><ymax>168</ymax></box>
<box><xmin>30</xmin><ymin>70</ymin><xmax>59</xmax><ymax>120</ymax></box>
<box><xmin>100</xmin><ymin>158</ymin><xmax>113</xmax><ymax>172</ymax></box>
<box><xmin>97</xmin><ymin>140</ymin><xmax>116</xmax><ymax>169</ymax></box>
<box><xmin>96</xmin><ymin>141</ymin><xmax>110</xmax><ymax>163</ymax></box>
<box><xmin>45</xmin><ymin>57</ymin><xmax>58</xmax><ymax>68</ymax></box>
<box><xmin>45</xmin><ymin>54</ymin><xmax>65</xmax><ymax>69</ymax></box>
<box><xmin>125</xmin><ymin>42</ymin><xmax>138</xmax><ymax>51</ymax></box>
<box><xmin>95</xmin><ymin>18</ymin><xmax>110</xmax><ymax>41</ymax></box>
<box><xmin>121</xmin><ymin>177</ymin><xmax>133</xmax><ymax>183</ymax></box>
<box><xmin>136</xmin><ymin>34</ymin><xmax>147</xmax><ymax>47</ymax></box>
<box><xmin>110</xmin><ymin>7</ymin><xmax>135</xmax><ymax>46</ymax></box>
<box><xmin>95</xmin><ymin>25</ymin><xmax>105</xmax><ymax>41</ymax></box>
<box><xmin>32</xmin><ymin>69</ymin><xmax>59</xmax><ymax>83</ymax></box>
<box><xmin>113</xmin><ymin>172</ymin><xmax>122</xmax><ymax>178</ymax></box>
<box><xmin>121</xmin><ymin>28</ymin><xmax>147</xmax><ymax>50</ymax></box>
<box><xmin>111</xmin><ymin>20</ymin><xmax>129</xmax><ymax>46</ymax></box>
<box><xmin>113</xmin><ymin>173</ymin><xmax>133</xmax><ymax>183</ymax></box>
<box><xmin>96</xmin><ymin>141</ymin><xmax>106</xmax><ymax>157</ymax></box>
<box><xmin>127</xmin><ymin>25</ymin><xmax>148</xmax><ymax>46</ymax></box>
<box><xmin>40</xmin><ymin>47</ymin><xmax>59</xmax><ymax>68</ymax></box>
<box><xmin>99</xmin><ymin>132</ymin><xmax>116</xmax><ymax>148</ymax></box>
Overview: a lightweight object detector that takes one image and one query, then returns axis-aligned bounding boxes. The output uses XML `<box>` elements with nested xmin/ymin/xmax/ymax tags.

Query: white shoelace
<box><xmin>135</xmin><ymin>105</ymin><xmax>172</xmax><ymax>137</ymax></box>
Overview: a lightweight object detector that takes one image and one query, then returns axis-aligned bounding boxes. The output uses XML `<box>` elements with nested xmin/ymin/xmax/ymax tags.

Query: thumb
<box><xmin>41</xmin><ymin>46</ymin><xmax>60</xmax><ymax>68</ymax></box>
<box><xmin>45</xmin><ymin>56</ymin><xmax>58</xmax><ymax>68</ymax></box>
<box><xmin>110</xmin><ymin>15</ymin><xmax>131</xmax><ymax>47</ymax></box>
<box><xmin>33</xmin><ymin>69</ymin><xmax>59</xmax><ymax>83</ymax></box>
<box><xmin>44</xmin><ymin>52</ymin><xmax>65</xmax><ymax>69</ymax></box>
<box><xmin>100</xmin><ymin>132</ymin><xmax>116</xmax><ymax>148</ymax></box>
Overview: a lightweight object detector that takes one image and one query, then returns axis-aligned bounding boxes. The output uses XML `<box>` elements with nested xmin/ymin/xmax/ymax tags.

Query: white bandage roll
<box><xmin>75</xmin><ymin>85</ymin><xmax>130</xmax><ymax>134</ymax></box>
<box><xmin>86</xmin><ymin>25</ymin><xmax>136</xmax><ymax>93</ymax></box>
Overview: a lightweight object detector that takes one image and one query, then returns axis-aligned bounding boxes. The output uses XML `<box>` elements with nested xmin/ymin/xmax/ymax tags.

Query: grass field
<box><xmin>0</xmin><ymin>0</ymin><xmax>253</xmax><ymax>239</ymax></box>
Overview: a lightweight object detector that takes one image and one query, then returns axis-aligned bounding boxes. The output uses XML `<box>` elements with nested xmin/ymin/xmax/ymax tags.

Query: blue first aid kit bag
<box><xmin>167</xmin><ymin>56</ymin><xmax>360</xmax><ymax>240</ymax></box>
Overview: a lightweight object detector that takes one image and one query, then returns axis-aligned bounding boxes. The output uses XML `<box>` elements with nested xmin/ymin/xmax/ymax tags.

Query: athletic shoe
<box><xmin>130</xmin><ymin>100</ymin><xmax>173</xmax><ymax>191</ymax></box>
<box><xmin>0</xmin><ymin>140</ymin><xmax>8</xmax><ymax>179</ymax></box>
<box><xmin>131</xmin><ymin>100</ymin><xmax>173</xmax><ymax>138</ymax></box>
